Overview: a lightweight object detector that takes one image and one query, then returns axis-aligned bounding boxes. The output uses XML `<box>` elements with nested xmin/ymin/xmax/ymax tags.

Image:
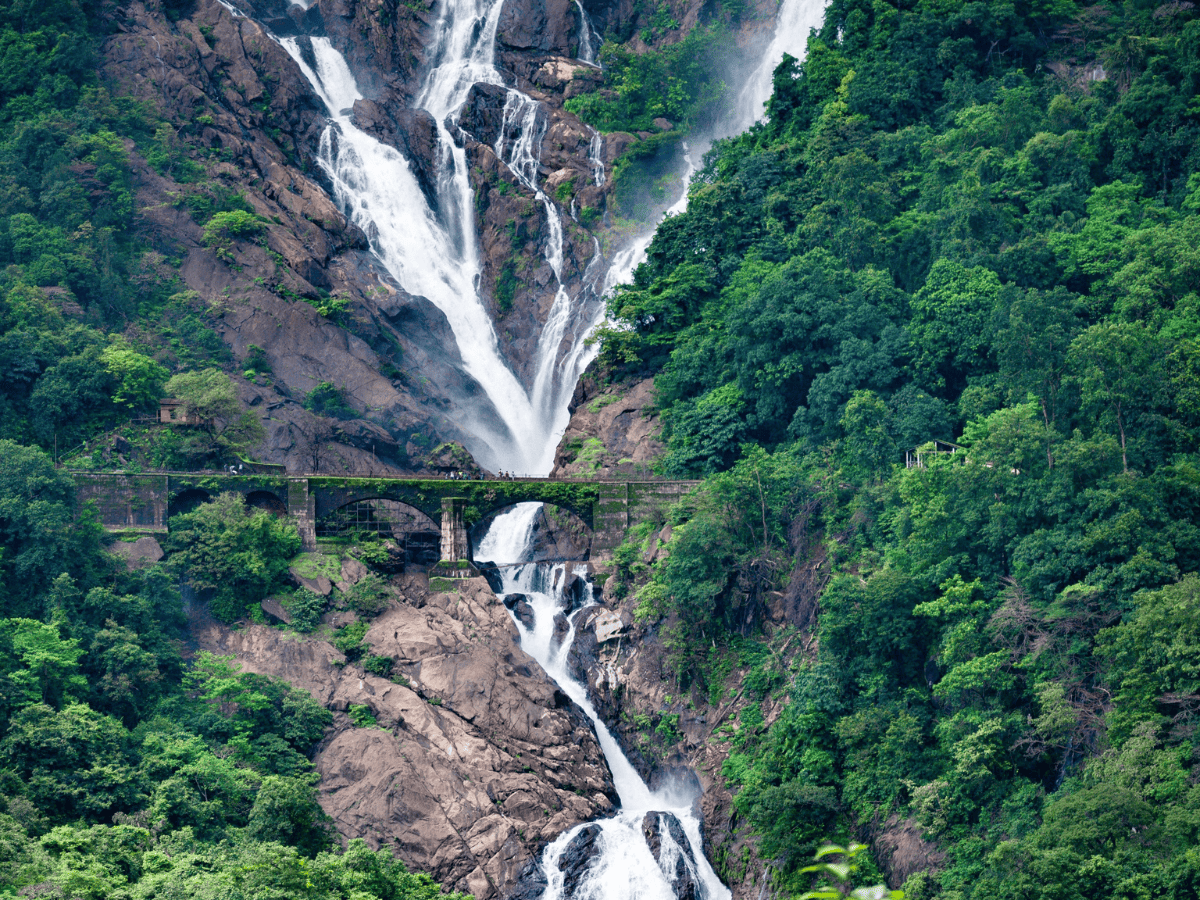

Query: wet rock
<box><xmin>506</xmin><ymin>857</ymin><xmax>549</xmax><ymax>900</ymax></box>
<box><xmin>503</xmin><ymin>593</ymin><xmax>536</xmax><ymax>630</ymax></box>
<box><xmin>560</xmin><ymin>571</ymin><xmax>592</xmax><ymax>612</ymax></box>
<box><xmin>557</xmin><ymin>824</ymin><xmax>603</xmax><ymax>895</ymax></box>
<box><xmin>641</xmin><ymin>812</ymin><xmax>700</xmax><ymax>900</ymax></box>
<box><xmin>351</xmin><ymin>100</ymin><xmax>440</xmax><ymax>207</ymax></box>
<box><xmin>552</xmin><ymin>612</ymin><xmax>571</xmax><ymax>646</ymax></box>
<box><xmin>497</xmin><ymin>0</ymin><xmax>578</xmax><ymax>53</ymax></box>
<box><xmin>457</xmin><ymin>82</ymin><xmax>511</xmax><ymax>147</ymax></box>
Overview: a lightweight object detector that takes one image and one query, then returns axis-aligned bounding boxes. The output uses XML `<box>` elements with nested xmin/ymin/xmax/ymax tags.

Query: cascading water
<box><xmin>281</xmin><ymin>34</ymin><xmax>545</xmax><ymax>472</ymax></box>
<box><xmin>265</xmin><ymin>1</ymin><xmax>834</xmax><ymax>888</ymax></box>
<box><xmin>280</xmin><ymin>0</ymin><xmax>616</xmax><ymax>475</ymax></box>
<box><xmin>574</xmin><ymin>0</ymin><xmax>599</xmax><ymax>66</ymax></box>
<box><xmin>477</xmin><ymin>505</ymin><xmax>732</xmax><ymax>900</ymax></box>
<box><xmin>730</xmin><ymin>0</ymin><xmax>830</xmax><ymax>135</ymax></box>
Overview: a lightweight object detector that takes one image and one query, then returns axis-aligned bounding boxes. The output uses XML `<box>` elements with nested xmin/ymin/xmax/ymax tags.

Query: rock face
<box><xmin>193</xmin><ymin>573</ymin><xmax>616</xmax><ymax>898</ymax></box>
<box><xmin>642</xmin><ymin>812</ymin><xmax>701</xmax><ymax>900</ymax></box>
<box><xmin>554</xmin><ymin>824</ymin><xmax>604</xmax><ymax>894</ymax></box>
<box><xmin>552</xmin><ymin>374</ymin><xmax>665</xmax><ymax>477</ymax></box>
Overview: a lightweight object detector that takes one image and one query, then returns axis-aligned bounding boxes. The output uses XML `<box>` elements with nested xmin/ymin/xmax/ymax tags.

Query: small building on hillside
<box><xmin>157</xmin><ymin>399</ymin><xmax>205</xmax><ymax>426</ymax></box>
<box><xmin>906</xmin><ymin>439</ymin><xmax>965</xmax><ymax>469</ymax></box>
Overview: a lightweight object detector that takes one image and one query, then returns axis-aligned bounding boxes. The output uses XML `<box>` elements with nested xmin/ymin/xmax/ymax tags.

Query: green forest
<box><xmin>600</xmin><ymin>0</ymin><xmax>1200</xmax><ymax>896</ymax></box>
<box><xmin>3</xmin><ymin>0</ymin><xmax>1200</xmax><ymax>895</ymax></box>
<box><xmin>0</xmin><ymin>0</ymin><xmax>468</xmax><ymax>896</ymax></box>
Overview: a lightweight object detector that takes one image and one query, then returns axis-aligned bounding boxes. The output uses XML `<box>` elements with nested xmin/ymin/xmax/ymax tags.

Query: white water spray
<box><xmin>477</xmin><ymin>505</ymin><xmax>732</xmax><ymax>900</ymax></box>
<box><xmin>730</xmin><ymin>0</ymin><xmax>830</xmax><ymax>134</ymax></box>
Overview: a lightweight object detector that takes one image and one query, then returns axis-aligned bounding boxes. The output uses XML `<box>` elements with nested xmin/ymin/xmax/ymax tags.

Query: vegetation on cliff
<box><xmin>0</xmin><ymin>441</ymin><xmax>471</xmax><ymax>898</ymax></box>
<box><xmin>602</xmin><ymin>0</ymin><xmax>1200</xmax><ymax>895</ymax></box>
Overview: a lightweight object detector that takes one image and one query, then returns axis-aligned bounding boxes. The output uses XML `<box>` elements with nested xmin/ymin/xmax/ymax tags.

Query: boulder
<box><xmin>457</xmin><ymin>83</ymin><xmax>511</xmax><ymax>148</ymax></box>
<box><xmin>503</xmin><ymin>593</ymin><xmax>536</xmax><ymax>630</ymax></box>
<box><xmin>110</xmin><ymin>536</ymin><xmax>164</xmax><ymax>570</ymax></box>
<box><xmin>261</xmin><ymin>595</ymin><xmax>293</xmax><ymax>625</ymax></box>
<box><xmin>641</xmin><ymin>812</ymin><xmax>700</xmax><ymax>900</ymax></box>
<box><xmin>557</xmin><ymin>824</ymin><xmax>603</xmax><ymax>895</ymax></box>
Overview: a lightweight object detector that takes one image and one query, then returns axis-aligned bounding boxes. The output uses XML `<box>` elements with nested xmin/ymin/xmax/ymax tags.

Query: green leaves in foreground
<box><xmin>799</xmin><ymin>843</ymin><xmax>903</xmax><ymax>900</ymax></box>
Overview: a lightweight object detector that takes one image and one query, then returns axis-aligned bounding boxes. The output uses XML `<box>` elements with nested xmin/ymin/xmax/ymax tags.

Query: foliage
<box><xmin>164</xmin><ymin>493</ymin><xmax>301</xmax><ymax>623</ymax></box>
<box><xmin>565</xmin><ymin>27</ymin><xmax>731</xmax><ymax>134</ymax></box>
<box><xmin>346</xmin><ymin>574</ymin><xmax>390</xmax><ymax>617</ymax></box>
<box><xmin>201</xmin><ymin>209</ymin><xmax>264</xmax><ymax>248</ymax></box>
<box><xmin>284</xmin><ymin>588</ymin><xmax>326</xmax><ymax>633</ymax></box>
<box><xmin>798</xmin><ymin>843</ymin><xmax>903</xmax><ymax>900</ymax></box>
<box><xmin>164</xmin><ymin>369</ymin><xmax>265</xmax><ymax>462</ymax></box>
<box><xmin>303</xmin><ymin>381</ymin><xmax>354</xmax><ymax>420</ymax></box>
<box><xmin>605</xmin><ymin>0</ymin><xmax>1200</xmax><ymax>894</ymax></box>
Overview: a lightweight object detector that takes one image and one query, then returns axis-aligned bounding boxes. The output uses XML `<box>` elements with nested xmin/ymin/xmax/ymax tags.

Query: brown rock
<box><xmin>497</xmin><ymin>0</ymin><xmax>578</xmax><ymax>53</ymax></box>
<box><xmin>193</xmin><ymin>574</ymin><xmax>616</xmax><ymax>898</ymax></box>
<box><xmin>261</xmin><ymin>595</ymin><xmax>293</xmax><ymax>624</ymax></box>
<box><xmin>109</xmin><ymin>536</ymin><xmax>165</xmax><ymax>570</ymax></box>
<box><xmin>551</xmin><ymin>375</ymin><xmax>664</xmax><ymax>477</ymax></box>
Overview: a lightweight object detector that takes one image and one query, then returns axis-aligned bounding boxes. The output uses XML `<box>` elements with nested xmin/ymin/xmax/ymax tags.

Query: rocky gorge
<box><xmin>96</xmin><ymin>0</ymin><xmax>782</xmax><ymax>473</ymax></box>
<box><xmin>90</xmin><ymin>0</ymin><xmax>830</xmax><ymax>893</ymax></box>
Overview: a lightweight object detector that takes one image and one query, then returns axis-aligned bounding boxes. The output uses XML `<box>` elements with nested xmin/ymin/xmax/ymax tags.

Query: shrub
<box><xmin>347</xmin><ymin>575</ymin><xmax>389</xmax><ymax>617</ymax></box>
<box><xmin>361</xmin><ymin>655</ymin><xmax>393</xmax><ymax>677</ymax></box>
<box><xmin>332</xmin><ymin>621</ymin><xmax>369</xmax><ymax>661</ymax></box>
<box><xmin>285</xmin><ymin>588</ymin><xmax>326</xmax><ymax>633</ymax></box>
<box><xmin>202</xmin><ymin>209</ymin><xmax>264</xmax><ymax>246</ymax></box>
<box><xmin>165</xmin><ymin>493</ymin><xmax>301</xmax><ymax>623</ymax></box>
<box><xmin>303</xmin><ymin>382</ymin><xmax>354</xmax><ymax>419</ymax></box>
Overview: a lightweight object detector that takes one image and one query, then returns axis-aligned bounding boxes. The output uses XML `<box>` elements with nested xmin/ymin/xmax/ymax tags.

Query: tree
<box><xmin>1067</xmin><ymin>322</ymin><xmax>1163</xmax><ymax>472</ymax></box>
<box><xmin>246</xmin><ymin>775</ymin><xmax>333</xmax><ymax>856</ymax></box>
<box><xmin>910</xmin><ymin>260</ymin><xmax>1002</xmax><ymax>397</ymax></box>
<box><xmin>164</xmin><ymin>494</ymin><xmax>300</xmax><ymax>622</ymax></box>
<box><xmin>0</xmin><ymin>702</ymin><xmax>138</xmax><ymax>822</ymax></box>
<box><xmin>0</xmin><ymin>618</ymin><xmax>86</xmax><ymax>709</ymax></box>
<box><xmin>0</xmin><ymin>440</ymin><xmax>102</xmax><ymax>617</ymax></box>
<box><xmin>101</xmin><ymin>343</ymin><xmax>168</xmax><ymax>410</ymax></box>
<box><xmin>164</xmin><ymin>369</ymin><xmax>264</xmax><ymax>460</ymax></box>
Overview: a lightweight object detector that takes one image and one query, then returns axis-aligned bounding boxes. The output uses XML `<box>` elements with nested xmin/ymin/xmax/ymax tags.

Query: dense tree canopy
<box><xmin>600</xmin><ymin>0</ymin><xmax>1200</xmax><ymax>895</ymax></box>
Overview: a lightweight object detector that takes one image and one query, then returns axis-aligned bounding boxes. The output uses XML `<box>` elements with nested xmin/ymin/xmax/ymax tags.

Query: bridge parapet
<box><xmin>73</xmin><ymin>473</ymin><xmax>699</xmax><ymax>559</ymax></box>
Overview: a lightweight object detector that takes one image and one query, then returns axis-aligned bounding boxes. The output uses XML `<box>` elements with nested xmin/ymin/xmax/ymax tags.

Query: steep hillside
<box><xmin>575</xmin><ymin>0</ymin><xmax>1200</xmax><ymax>896</ymax></box>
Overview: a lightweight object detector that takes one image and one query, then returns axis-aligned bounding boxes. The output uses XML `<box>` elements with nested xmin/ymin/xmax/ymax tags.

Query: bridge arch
<box><xmin>316</xmin><ymin>496</ymin><xmax>442</xmax><ymax>564</ymax></box>
<box><xmin>169</xmin><ymin>487</ymin><xmax>212</xmax><ymax>518</ymax></box>
<box><xmin>245</xmin><ymin>490</ymin><xmax>288</xmax><ymax>516</ymax></box>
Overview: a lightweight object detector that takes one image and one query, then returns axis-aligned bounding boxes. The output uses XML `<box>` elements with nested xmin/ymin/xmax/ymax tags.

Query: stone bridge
<box><xmin>72</xmin><ymin>473</ymin><xmax>699</xmax><ymax>559</ymax></box>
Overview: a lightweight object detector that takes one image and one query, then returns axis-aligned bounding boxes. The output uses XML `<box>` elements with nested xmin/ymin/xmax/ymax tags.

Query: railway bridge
<box><xmin>72</xmin><ymin>472</ymin><xmax>698</xmax><ymax>559</ymax></box>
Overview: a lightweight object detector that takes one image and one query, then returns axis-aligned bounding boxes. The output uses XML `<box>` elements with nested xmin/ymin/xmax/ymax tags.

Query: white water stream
<box><xmin>477</xmin><ymin>505</ymin><xmax>731</xmax><ymax>900</ymax></box>
<box><xmin>269</xmin><ymin>0</ymin><xmax>830</xmax><ymax>892</ymax></box>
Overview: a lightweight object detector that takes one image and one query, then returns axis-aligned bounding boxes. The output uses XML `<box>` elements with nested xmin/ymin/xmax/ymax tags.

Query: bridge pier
<box><xmin>288</xmin><ymin>478</ymin><xmax>317</xmax><ymax>551</ymax></box>
<box><xmin>440</xmin><ymin>498</ymin><xmax>469</xmax><ymax>562</ymax></box>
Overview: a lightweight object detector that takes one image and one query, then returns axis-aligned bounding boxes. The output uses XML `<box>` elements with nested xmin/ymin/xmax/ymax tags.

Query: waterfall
<box><xmin>263</xmin><ymin>1</ymin><xmax>833</xmax><ymax>888</ymax></box>
<box><xmin>574</xmin><ymin>0</ymin><xmax>600</xmax><ymax>66</ymax></box>
<box><xmin>595</xmin><ymin>0</ymin><xmax>829</xmax><ymax>295</ymax></box>
<box><xmin>730</xmin><ymin>0</ymin><xmax>830</xmax><ymax>135</ymax></box>
<box><xmin>477</xmin><ymin>505</ymin><xmax>732</xmax><ymax>900</ymax></box>
<box><xmin>281</xmin><ymin>35</ymin><xmax>545</xmax><ymax>473</ymax></box>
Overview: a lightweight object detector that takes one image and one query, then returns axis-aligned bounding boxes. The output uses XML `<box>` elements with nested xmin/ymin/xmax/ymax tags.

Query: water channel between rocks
<box><xmin>259</xmin><ymin>0</ymin><xmax>829</xmax><ymax>890</ymax></box>
<box><xmin>476</xmin><ymin>504</ymin><xmax>731</xmax><ymax>900</ymax></box>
